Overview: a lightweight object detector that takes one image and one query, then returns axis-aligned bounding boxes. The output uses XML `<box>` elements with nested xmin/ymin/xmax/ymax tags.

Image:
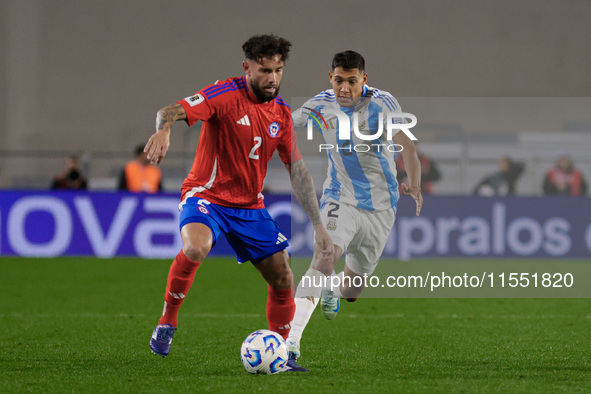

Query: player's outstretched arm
<box><xmin>145</xmin><ymin>103</ymin><xmax>187</xmax><ymax>165</ymax></box>
<box><xmin>286</xmin><ymin>159</ymin><xmax>335</xmax><ymax>260</ymax></box>
<box><xmin>393</xmin><ymin>132</ymin><xmax>423</xmax><ymax>216</ymax></box>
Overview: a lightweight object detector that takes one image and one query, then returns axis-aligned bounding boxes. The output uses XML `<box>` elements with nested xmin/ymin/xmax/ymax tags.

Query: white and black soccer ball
<box><xmin>240</xmin><ymin>329</ymin><xmax>288</xmax><ymax>374</ymax></box>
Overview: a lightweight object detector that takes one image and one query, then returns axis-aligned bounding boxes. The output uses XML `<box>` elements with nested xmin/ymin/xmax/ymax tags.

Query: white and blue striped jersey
<box><xmin>293</xmin><ymin>85</ymin><xmax>404</xmax><ymax>212</ymax></box>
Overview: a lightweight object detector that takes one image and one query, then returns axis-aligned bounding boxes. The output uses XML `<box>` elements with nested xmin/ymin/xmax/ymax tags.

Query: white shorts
<box><xmin>321</xmin><ymin>198</ymin><xmax>396</xmax><ymax>275</ymax></box>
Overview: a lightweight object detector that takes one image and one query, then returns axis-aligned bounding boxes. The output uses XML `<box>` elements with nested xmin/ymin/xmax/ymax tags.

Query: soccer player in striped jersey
<box><xmin>144</xmin><ymin>35</ymin><xmax>333</xmax><ymax>372</ymax></box>
<box><xmin>286</xmin><ymin>50</ymin><xmax>423</xmax><ymax>368</ymax></box>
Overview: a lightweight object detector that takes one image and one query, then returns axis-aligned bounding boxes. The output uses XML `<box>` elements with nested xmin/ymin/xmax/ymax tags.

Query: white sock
<box><xmin>288</xmin><ymin>297</ymin><xmax>317</xmax><ymax>342</ymax></box>
<box><xmin>289</xmin><ymin>268</ymin><xmax>325</xmax><ymax>341</ymax></box>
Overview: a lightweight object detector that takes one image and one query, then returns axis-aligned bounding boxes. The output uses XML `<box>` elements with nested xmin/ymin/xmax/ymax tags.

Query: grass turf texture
<box><xmin>1</xmin><ymin>257</ymin><xmax>590</xmax><ymax>393</ymax></box>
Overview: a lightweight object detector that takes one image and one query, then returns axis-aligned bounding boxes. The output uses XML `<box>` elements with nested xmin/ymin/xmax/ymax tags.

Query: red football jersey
<box><xmin>177</xmin><ymin>76</ymin><xmax>302</xmax><ymax>208</ymax></box>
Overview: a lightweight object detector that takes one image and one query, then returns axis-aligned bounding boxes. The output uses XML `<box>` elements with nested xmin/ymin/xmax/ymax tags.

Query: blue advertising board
<box><xmin>0</xmin><ymin>191</ymin><xmax>590</xmax><ymax>259</ymax></box>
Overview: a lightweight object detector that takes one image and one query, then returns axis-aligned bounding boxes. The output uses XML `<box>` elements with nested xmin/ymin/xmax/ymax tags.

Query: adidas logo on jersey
<box><xmin>236</xmin><ymin>115</ymin><xmax>250</xmax><ymax>126</ymax></box>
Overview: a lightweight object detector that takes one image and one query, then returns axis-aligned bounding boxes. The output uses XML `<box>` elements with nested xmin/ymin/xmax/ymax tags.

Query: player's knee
<box><xmin>311</xmin><ymin>260</ymin><xmax>334</xmax><ymax>276</ymax></box>
<box><xmin>272</xmin><ymin>268</ymin><xmax>292</xmax><ymax>289</ymax></box>
<box><xmin>311</xmin><ymin>254</ymin><xmax>340</xmax><ymax>275</ymax></box>
<box><xmin>182</xmin><ymin>242</ymin><xmax>210</xmax><ymax>262</ymax></box>
<box><xmin>266</xmin><ymin>261</ymin><xmax>292</xmax><ymax>289</ymax></box>
<box><xmin>256</xmin><ymin>250</ymin><xmax>293</xmax><ymax>289</ymax></box>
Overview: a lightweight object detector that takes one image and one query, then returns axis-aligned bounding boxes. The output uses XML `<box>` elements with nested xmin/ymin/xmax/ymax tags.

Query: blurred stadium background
<box><xmin>2</xmin><ymin>1</ymin><xmax>591</xmax><ymax>391</ymax></box>
<box><xmin>1</xmin><ymin>0</ymin><xmax>590</xmax><ymax>194</ymax></box>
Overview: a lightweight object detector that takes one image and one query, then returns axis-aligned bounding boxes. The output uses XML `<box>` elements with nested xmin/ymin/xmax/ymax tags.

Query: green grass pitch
<box><xmin>1</xmin><ymin>256</ymin><xmax>590</xmax><ymax>393</ymax></box>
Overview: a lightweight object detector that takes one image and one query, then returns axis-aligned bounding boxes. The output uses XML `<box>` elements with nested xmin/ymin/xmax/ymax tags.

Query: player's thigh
<box><xmin>345</xmin><ymin>208</ymin><xmax>395</xmax><ymax>276</ymax></box>
<box><xmin>253</xmin><ymin>249</ymin><xmax>292</xmax><ymax>289</ymax></box>
<box><xmin>180</xmin><ymin>222</ymin><xmax>214</xmax><ymax>262</ymax></box>
<box><xmin>179</xmin><ymin>198</ymin><xmax>222</xmax><ymax>261</ymax></box>
<box><xmin>318</xmin><ymin>198</ymin><xmax>358</xmax><ymax>257</ymax></box>
<box><xmin>224</xmin><ymin>208</ymin><xmax>289</xmax><ymax>264</ymax></box>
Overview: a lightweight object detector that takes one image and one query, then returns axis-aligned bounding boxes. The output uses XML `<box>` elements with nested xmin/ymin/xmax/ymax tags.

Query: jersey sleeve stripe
<box><xmin>375</xmin><ymin>90</ymin><xmax>399</xmax><ymax>112</ymax></box>
<box><xmin>274</xmin><ymin>97</ymin><xmax>290</xmax><ymax>107</ymax></box>
<box><xmin>385</xmin><ymin>96</ymin><xmax>399</xmax><ymax>111</ymax></box>
<box><xmin>375</xmin><ymin>92</ymin><xmax>396</xmax><ymax>112</ymax></box>
<box><xmin>203</xmin><ymin>82</ymin><xmax>233</xmax><ymax>94</ymax></box>
<box><xmin>382</xmin><ymin>98</ymin><xmax>395</xmax><ymax>112</ymax></box>
<box><xmin>203</xmin><ymin>84</ymin><xmax>231</xmax><ymax>96</ymax></box>
<box><xmin>203</xmin><ymin>81</ymin><xmax>238</xmax><ymax>95</ymax></box>
<box><xmin>203</xmin><ymin>79</ymin><xmax>245</xmax><ymax>96</ymax></box>
<box><xmin>205</xmin><ymin>84</ymin><xmax>245</xmax><ymax>100</ymax></box>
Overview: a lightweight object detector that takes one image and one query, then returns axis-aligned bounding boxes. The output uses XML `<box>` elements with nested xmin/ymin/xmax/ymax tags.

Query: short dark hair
<box><xmin>331</xmin><ymin>50</ymin><xmax>365</xmax><ymax>73</ymax></box>
<box><xmin>242</xmin><ymin>34</ymin><xmax>292</xmax><ymax>62</ymax></box>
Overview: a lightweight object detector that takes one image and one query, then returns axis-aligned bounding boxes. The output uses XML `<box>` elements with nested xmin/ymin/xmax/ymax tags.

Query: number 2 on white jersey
<box><xmin>249</xmin><ymin>136</ymin><xmax>262</xmax><ymax>160</ymax></box>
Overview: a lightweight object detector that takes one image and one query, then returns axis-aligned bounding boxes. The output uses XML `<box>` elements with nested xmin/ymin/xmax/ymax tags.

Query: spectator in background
<box><xmin>543</xmin><ymin>155</ymin><xmax>587</xmax><ymax>197</ymax></box>
<box><xmin>395</xmin><ymin>143</ymin><xmax>441</xmax><ymax>194</ymax></box>
<box><xmin>473</xmin><ymin>157</ymin><xmax>525</xmax><ymax>196</ymax></box>
<box><xmin>118</xmin><ymin>144</ymin><xmax>163</xmax><ymax>193</ymax></box>
<box><xmin>51</xmin><ymin>155</ymin><xmax>88</xmax><ymax>190</ymax></box>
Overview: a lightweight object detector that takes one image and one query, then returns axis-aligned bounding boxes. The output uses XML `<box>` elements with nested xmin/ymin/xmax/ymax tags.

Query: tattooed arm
<box><xmin>286</xmin><ymin>159</ymin><xmax>334</xmax><ymax>259</ymax></box>
<box><xmin>144</xmin><ymin>103</ymin><xmax>187</xmax><ymax>165</ymax></box>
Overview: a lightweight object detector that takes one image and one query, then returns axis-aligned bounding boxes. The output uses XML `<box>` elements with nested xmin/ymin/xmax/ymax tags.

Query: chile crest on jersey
<box><xmin>268</xmin><ymin>122</ymin><xmax>280</xmax><ymax>137</ymax></box>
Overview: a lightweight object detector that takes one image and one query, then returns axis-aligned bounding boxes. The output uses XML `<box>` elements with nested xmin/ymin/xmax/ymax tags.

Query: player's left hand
<box><xmin>401</xmin><ymin>184</ymin><xmax>423</xmax><ymax>216</ymax></box>
<box><xmin>314</xmin><ymin>224</ymin><xmax>335</xmax><ymax>262</ymax></box>
<box><xmin>144</xmin><ymin>129</ymin><xmax>170</xmax><ymax>165</ymax></box>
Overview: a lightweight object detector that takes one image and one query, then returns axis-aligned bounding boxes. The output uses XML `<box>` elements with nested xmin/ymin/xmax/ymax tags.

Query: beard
<box><xmin>250</xmin><ymin>81</ymin><xmax>280</xmax><ymax>102</ymax></box>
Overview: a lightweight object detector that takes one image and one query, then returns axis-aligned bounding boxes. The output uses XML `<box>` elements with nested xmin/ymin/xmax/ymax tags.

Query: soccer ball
<box><xmin>240</xmin><ymin>329</ymin><xmax>289</xmax><ymax>374</ymax></box>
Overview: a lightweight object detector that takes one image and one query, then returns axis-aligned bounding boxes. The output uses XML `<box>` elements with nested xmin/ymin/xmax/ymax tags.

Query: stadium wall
<box><xmin>1</xmin><ymin>1</ymin><xmax>591</xmax><ymax>189</ymax></box>
<box><xmin>1</xmin><ymin>191</ymin><xmax>590</xmax><ymax>260</ymax></box>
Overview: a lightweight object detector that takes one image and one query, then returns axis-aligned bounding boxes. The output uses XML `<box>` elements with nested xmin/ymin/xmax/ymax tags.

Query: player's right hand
<box><xmin>314</xmin><ymin>224</ymin><xmax>335</xmax><ymax>263</ymax></box>
<box><xmin>144</xmin><ymin>129</ymin><xmax>170</xmax><ymax>165</ymax></box>
<box><xmin>401</xmin><ymin>183</ymin><xmax>423</xmax><ymax>216</ymax></box>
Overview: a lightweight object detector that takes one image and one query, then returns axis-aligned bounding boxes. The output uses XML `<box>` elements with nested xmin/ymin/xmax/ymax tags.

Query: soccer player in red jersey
<box><xmin>145</xmin><ymin>35</ymin><xmax>333</xmax><ymax>372</ymax></box>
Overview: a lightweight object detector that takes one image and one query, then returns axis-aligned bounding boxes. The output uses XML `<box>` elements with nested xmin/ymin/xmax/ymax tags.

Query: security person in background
<box><xmin>118</xmin><ymin>144</ymin><xmax>163</xmax><ymax>193</ymax></box>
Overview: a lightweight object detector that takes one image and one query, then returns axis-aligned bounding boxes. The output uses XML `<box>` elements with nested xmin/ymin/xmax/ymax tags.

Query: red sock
<box><xmin>158</xmin><ymin>250</ymin><xmax>201</xmax><ymax>327</ymax></box>
<box><xmin>266</xmin><ymin>285</ymin><xmax>295</xmax><ymax>340</ymax></box>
